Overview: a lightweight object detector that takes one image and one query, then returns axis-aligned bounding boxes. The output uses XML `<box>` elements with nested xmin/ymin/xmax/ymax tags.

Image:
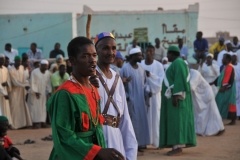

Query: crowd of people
<box><xmin>0</xmin><ymin>31</ymin><xmax>240</xmax><ymax>160</ymax></box>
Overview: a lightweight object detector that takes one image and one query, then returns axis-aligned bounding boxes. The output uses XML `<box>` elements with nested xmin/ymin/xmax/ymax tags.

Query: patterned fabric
<box><xmin>94</xmin><ymin>32</ymin><xmax>115</xmax><ymax>45</ymax></box>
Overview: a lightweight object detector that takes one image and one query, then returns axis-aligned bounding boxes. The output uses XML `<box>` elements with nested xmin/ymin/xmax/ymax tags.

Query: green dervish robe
<box><xmin>160</xmin><ymin>58</ymin><xmax>196</xmax><ymax>148</ymax></box>
<box><xmin>47</xmin><ymin>80</ymin><xmax>106</xmax><ymax>160</ymax></box>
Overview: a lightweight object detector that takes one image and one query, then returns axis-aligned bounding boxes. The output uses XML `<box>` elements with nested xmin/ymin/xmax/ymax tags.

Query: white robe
<box><xmin>233</xmin><ymin>63</ymin><xmax>240</xmax><ymax>116</ymax></box>
<box><xmin>28</xmin><ymin>68</ymin><xmax>52</xmax><ymax>123</ymax></box>
<box><xmin>97</xmin><ymin>68</ymin><xmax>137</xmax><ymax>160</ymax></box>
<box><xmin>140</xmin><ymin>60</ymin><xmax>164</xmax><ymax>147</ymax></box>
<box><xmin>190</xmin><ymin>69</ymin><xmax>224</xmax><ymax>136</ymax></box>
<box><xmin>0</xmin><ymin>66</ymin><xmax>13</xmax><ymax>124</ymax></box>
<box><xmin>198</xmin><ymin>63</ymin><xmax>220</xmax><ymax>96</ymax></box>
<box><xmin>8</xmin><ymin>65</ymin><xmax>32</xmax><ymax>129</ymax></box>
<box><xmin>217</xmin><ymin>50</ymin><xmax>233</xmax><ymax>66</ymax></box>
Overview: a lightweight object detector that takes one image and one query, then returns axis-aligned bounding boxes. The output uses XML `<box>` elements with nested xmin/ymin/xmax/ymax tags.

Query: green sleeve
<box><xmin>51</xmin><ymin>74</ymin><xmax>60</xmax><ymax>87</ymax></box>
<box><xmin>172</xmin><ymin>59</ymin><xmax>190</xmax><ymax>94</ymax></box>
<box><xmin>47</xmin><ymin>90</ymin><xmax>101</xmax><ymax>160</ymax></box>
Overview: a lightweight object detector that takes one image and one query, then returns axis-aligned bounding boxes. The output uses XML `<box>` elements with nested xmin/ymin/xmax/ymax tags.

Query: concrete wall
<box><xmin>0</xmin><ymin>13</ymin><xmax>74</xmax><ymax>58</ymax></box>
<box><xmin>77</xmin><ymin>4</ymin><xmax>199</xmax><ymax>62</ymax></box>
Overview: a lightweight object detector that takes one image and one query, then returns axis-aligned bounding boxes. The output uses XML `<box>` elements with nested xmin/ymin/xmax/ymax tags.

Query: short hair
<box><xmin>178</xmin><ymin>38</ymin><xmax>183</xmax><ymax>43</ymax></box>
<box><xmin>224</xmin><ymin>54</ymin><xmax>232</xmax><ymax>62</ymax></box>
<box><xmin>22</xmin><ymin>53</ymin><xmax>28</xmax><ymax>62</ymax></box>
<box><xmin>31</xmin><ymin>43</ymin><xmax>37</xmax><ymax>47</ymax></box>
<box><xmin>67</xmin><ymin>36</ymin><xmax>94</xmax><ymax>58</ymax></box>
<box><xmin>233</xmin><ymin>37</ymin><xmax>238</xmax><ymax>40</ymax></box>
<box><xmin>147</xmin><ymin>45</ymin><xmax>155</xmax><ymax>50</ymax></box>
<box><xmin>168</xmin><ymin>51</ymin><xmax>180</xmax><ymax>56</ymax></box>
<box><xmin>197</xmin><ymin>31</ymin><xmax>203</xmax><ymax>36</ymax></box>
<box><xmin>5</xmin><ymin>56</ymin><xmax>9</xmax><ymax>60</ymax></box>
<box><xmin>59</xmin><ymin>64</ymin><xmax>66</xmax><ymax>68</ymax></box>
<box><xmin>5</xmin><ymin>43</ymin><xmax>11</xmax><ymax>48</ymax></box>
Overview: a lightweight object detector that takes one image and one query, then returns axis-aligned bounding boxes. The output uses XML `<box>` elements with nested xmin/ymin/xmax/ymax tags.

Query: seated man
<box><xmin>209</xmin><ymin>37</ymin><xmax>225</xmax><ymax>60</ymax></box>
<box><xmin>193</xmin><ymin>31</ymin><xmax>209</xmax><ymax>63</ymax></box>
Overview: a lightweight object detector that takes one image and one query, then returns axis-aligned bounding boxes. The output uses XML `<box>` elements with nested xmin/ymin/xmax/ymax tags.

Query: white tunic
<box><xmin>8</xmin><ymin>65</ymin><xmax>32</xmax><ymax>129</ymax></box>
<box><xmin>0</xmin><ymin>66</ymin><xmax>13</xmax><ymax>124</ymax></box>
<box><xmin>97</xmin><ymin>68</ymin><xmax>137</xmax><ymax>160</ymax></box>
<box><xmin>190</xmin><ymin>69</ymin><xmax>224</xmax><ymax>136</ymax></box>
<box><xmin>140</xmin><ymin>60</ymin><xmax>164</xmax><ymax>147</ymax></box>
<box><xmin>233</xmin><ymin>63</ymin><xmax>240</xmax><ymax>116</ymax></box>
<box><xmin>28</xmin><ymin>68</ymin><xmax>52</xmax><ymax>123</ymax></box>
<box><xmin>198</xmin><ymin>63</ymin><xmax>220</xmax><ymax>96</ymax></box>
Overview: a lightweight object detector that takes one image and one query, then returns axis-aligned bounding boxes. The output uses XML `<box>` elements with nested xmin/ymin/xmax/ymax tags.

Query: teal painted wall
<box><xmin>0</xmin><ymin>13</ymin><xmax>73</xmax><ymax>58</ymax></box>
<box><xmin>77</xmin><ymin>11</ymin><xmax>198</xmax><ymax>62</ymax></box>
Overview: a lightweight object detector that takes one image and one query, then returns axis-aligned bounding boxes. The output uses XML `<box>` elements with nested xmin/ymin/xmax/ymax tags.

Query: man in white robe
<box><xmin>0</xmin><ymin>54</ymin><xmax>13</xmax><ymax>125</ymax></box>
<box><xmin>140</xmin><ymin>45</ymin><xmax>164</xmax><ymax>147</ymax></box>
<box><xmin>8</xmin><ymin>56</ymin><xmax>32</xmax><ymax>129</ymax></box>
<box><xmin>90</xmin><ymin>33</ymin><xmax>137</xmax><ymax>160</ymax></box>
<box><xmin>217</xmin><ymin>40</ymin><xmax>233</xmax><ymax>66</ymax></box>
<box><xmin>190</xmin><ymin>68</ymin><xmax>225</xmax><ymax>136</ymax></box>
<box><xmin>198</xmin><ymin>54</ymin><xmax>220</xmax><ymax>96</ymax></box>
<box><xmin>28</xmin><ymin>60</ymin><xmax>52</xmax><ymax>129</ymax></box>
<box><xmin>231</xmin><ymin>53</ymin><xmax>240</xmax><ymax>118</ymax></box>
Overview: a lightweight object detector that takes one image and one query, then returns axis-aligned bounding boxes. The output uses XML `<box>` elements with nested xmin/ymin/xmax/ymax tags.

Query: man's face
<box><xmin>167</xmin><ymin>52</ymin><xmax>175</xmax><ymax>62</ymax></box>
<box><xmin>178</xmin><ymin>39</ymin><xmax>183</xmax><ymax>46</ymax></box>
<box><xmin>55</xmin><ymin>43</ymin><xmax>60</xmax><ymax>50</ymax></box>
<box><xmin>206</xmin><ymin>56</ymin><xmax>213</xmax><ymax>64</ymax></box>
<box><xmin>116</xmin><ymin>58</ymin><xmax>124</xmax><ymax>68</ymax></box>
<box><xmin>219</xmin><ymin>41</ymin><xmax>224</xmax><ymax>46</ymax></box>
<box><xmin>222</xmin><ymin>55</ymin><xmax>229</xmax><ymax>65</ymax></box>
<box><xmin>0</xmin><ymin>57</ymin><xmax>5</xmax><ymax>66</ymax></box>
<box><xmin>59</xmin><ymin>66</ymin><xmax>66</xmax><ymax>75</ymax></box>
<box><xmin>22</xmin><ymin>60</ymin><xmax>29</xmax><ymax>68</ymax></box>
<box><xmin>0</xmin><ymin>121</ymin><xmax>9</xmax><ymax>137</ymax></box>
<box><xmin>4</xmin><ymin>59</ymin><xmax>9</xmax><ymax>67</ymax></box>
<box><xmin>40</xmin><ymin>64</ymin><xmax>49</xmax><ymax>73</ymax></box>
<box><xmin>132</xmin><ymin>40</ymin><xmax>137</xmax><ymax>47</ymax></box>
<box><xmin>70</xmin><ymin>44</ymin><xmax>97</xmax><ymax>77</ymax></box>
<box><xmin>57</xmin><ymin>58</ymin><xmax>63</xmax><ymax>63</ymax></box>
<box><xmin>14</xmin><ymin>60</ymin><xmax>22</xmax><ymax>68</ymax></box>
<box><xmin>31</xmin><ymin>44</ymin><xmax>36</xmax><ymax>51</ymax></box>
<box><xmin>155</xmin><ymin>38</ymin><xmax>160</xmax><ymax>46</ymax></box>
<box><xmin>232</xmin><ymin>55</ymin><xmax>237</xmax><ymax>64</ymax></box>
<box><xmin>145</xmin><ymin>48</ymin><xmax>155</xmax><ymax>59</ymax></box>
<box><xmin>5</xmin><ymin>46</ymin><xmax>11</xmax><ymax>52</ymax></box>
<box><xmin>96</xmin><ymin>38</ymin><xmax>117</xmax><ymax>65</ymax></box>
<box><xmin>132</xmin><ymin>52</ymin><xmax>142</xmax><ymax>63</ymax></box>
<box><xmin>226</xmin><ymin>43</ymin><xmax>233</xmax><ymax>51</ymax></box>
<box><xmin>196</xmin><ymin>33</ymin><xmax>202</xmax><ymax>40</ymax></box>
<box><xmin>233</xmin><ymin>37</ymin><xmax>238</xmax><ymax>45</ymax></box>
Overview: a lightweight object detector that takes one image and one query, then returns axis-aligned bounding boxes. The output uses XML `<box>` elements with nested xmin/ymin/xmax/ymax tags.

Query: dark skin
<box><xmin>219</xmin><ymin>55</ymin><xmax>231</xmax><ymax>92</ymax></box>
<box><xmin>167</xmin><ymin>51</ymin><xmax>182</xmax><ymax>107</ymax></box>
<box><xmin>233</xmin><ymin>37</ymin><xmax>238</xmax><ymax>46</ymax></box>
<box><xmin>155</xmin><ymin>38</ymin><xmax>160</xmax><ymax>48</ymax></box>
<box><xmin>5</xmin><ymin>45</ymin><xmax>11</xmax><ymax>52</ymax></box>
<box><xmin>195</xmin><ymin>32</ymin><xmax>207</xmax><ymax>57</ymax></box>
<box><xmin>219</xmin><ymin>40</ymin><xmax>224</xmax><ymax>46</ymax></box>
<box><xmin>232</xmin><ymin>55</ymin><xmax>237</xmax><ymax>65</ymax></box>
<box><xmin>35</xmin><ymin>64</ymin><xmax>50</xmax><ymax>99</ymax></box>
<box><xmin>226</xmin><ymin>43</ymin><xmax>233</xmax><ymax>52</ymax></box>
<box><xmin>54</xmin><ymin>65</ymin><xmax>66</xmax><ymax>90</ymax></box>
<box><xmin>178</xmin><ymin>39</ymin><xmax>183</xmax><ymax>49</ymax></box>
<box><xmin>30</xmin><ymin>44</ymin><xmax>37</xmax><ymax>54</ymax></box>
<box><xmin>54</xmin><ymin>43</ymin><xmax>60</xmax><ymax>50</ymax></box>
<box><xmin>112</xmin><ymin>58</ymin><xmax>124</xmax><ymax>68</ymax></box>
<box><xmin>69</xmin><ymin>44</ymin><xmax>124</xmax><ymax>160</ymax></box>
<box><xmin>132</xmin><ymin>39</ymin><xmax>137</xmax><ymax>48</ymax></box>
<box><xmin>4</xmin><ymin>58</ymin><xmax>10</xmax><ymax>68</ymax></box>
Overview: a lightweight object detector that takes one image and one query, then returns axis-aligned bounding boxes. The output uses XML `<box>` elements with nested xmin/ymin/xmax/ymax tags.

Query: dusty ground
<box><xmin>8</xmin><ymin>119</ymin><xmax>240</xmax><ymax>160</ymax></box>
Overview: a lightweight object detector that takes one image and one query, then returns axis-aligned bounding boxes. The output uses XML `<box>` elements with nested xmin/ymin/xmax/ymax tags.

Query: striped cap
<box><xmin>94</xmin><ymin>32</ymin><xmax>115</xmax><ymax>46</ymax></box>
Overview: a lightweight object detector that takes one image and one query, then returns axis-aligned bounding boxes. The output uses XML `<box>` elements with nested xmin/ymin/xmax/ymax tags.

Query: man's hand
<box><xmin>122</xmin><ymin>76</ymin><xmax>132</xmax><ymax>83</ymax></box>
<box><xmin>146</xmin><ymin>70</ymin><xmax>150</xmax><ymax>77</ymax></box>
<box><xmin>172</xmin><ymin>95</ymin><xmax>180</xmax><ymax>107</ymax></box>
<box><xmin>2</xmin><ymin>82</ymin><xmax>8</xmax><ymax>87</ymax></box>
<box><xmin>89</xmin><ymin>75</ymin><xmax>99</xmax><ymax>88</ymax></box>
<box><xmin>4</xmin><ymin>95</ymin><xmax>9</xmax><ymax>100</ymax></box>
<box><xmin>96</xmin><ymin>148</ymin><xmax>125</xmax><ymax>160</ymax></box>
<box><xmin>25</xmin><ymin>86</ymin><xmax>30</xmax><ymax>90</ymax></box>
<box><xmin>35</xmin><ymin>93</ymin><xmax>41</xmax><ymax>99</ymax></box>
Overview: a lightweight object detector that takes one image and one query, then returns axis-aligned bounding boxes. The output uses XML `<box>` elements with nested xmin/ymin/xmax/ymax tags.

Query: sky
<box><xmin>1</xmin><ymin>0</ymin><xmax>240</xmax><ymax>38</ymax></box>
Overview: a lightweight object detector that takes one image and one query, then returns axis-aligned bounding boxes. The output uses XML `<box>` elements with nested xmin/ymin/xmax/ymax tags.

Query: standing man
<box><xmin>28</xmin><ymin>60</ymin><xmax>52</xmax><ymax>129</ymax></box>
<box><xmin>217</xmin><ymin>40</ymin><xmax>233</xmax><ymax>66</ymax></box>
<box><xmin>232</xmin><ymin>37</ymin><xmax>240</xmax><ymax>52</ymax></box>
<box><xmin>231</xmin><ymin>53</ymin><xmax>240</xmax><ymax>119</ymax></box>
<box><xmin>47</xmin><ymin>36</ymin><xmax>124</xmax><ymax>160</ymax></box>
<box><xmin>27</xmin><ymin>43</ymin><xmax>43</xmax><ymax>68</ymax></box>
<box><xmin>178</xmin><ymin>38</ymin><xmax>188</xmax><ymax>60</ymax></box>
<box><xmin>216</xmin><ymin>53</ymin><xmax>236</xmax><ymax>125</ymax></box>
<box><xmin>3</xmin><ymin>43</ymin><xmax>18</xmax><ymax>65</ymax></box>
<box><xmin>193</xmin><ymin>31</ymin><xmax>209</xmax><ymax>63</ymax></box>
<box><xmin>0</xmin><ymin>54</ymin><xmax>13</xmax><ymax>125</ymax></box>
<box><xmin>110</xmin><ymin>51</ymin><xmax>125</xmax><ymax>75</ymax></box>
<box><xmin>91</xmin><ymin>32</ymin><xmax>137</xmax><ymax>159</ymax></box>
<box><xmin>49</xmin><ymin>43</ymin><xmax>65</xmax><ymax>58</ymax></box>
<box><xmin>8</xmin><ymin>56</ymin><xmax>32</xmax><ymax>129</ymax></box>
<box><xmin>51</xmin><ymin>64</ymin><xmax>69</xmax><ymax>92</ymax></box>
<box><xmin>126</xmin><ymin>39</ymin><xmax>141</xmax><ymax>55</ymax></box>
<box><xmin>209</xmin><ymin>37</ymin><xmax>225</xmax><ymax>60</ymax></box>
<box><xmin>153</xmin><ymin>38</ymin><xmax>166</xmax><ymax>62</ymax></box>
<box><xmin>198</xmin><ymin>54</ymin><xmax>220</xmax><ymax>96</ymax></box>
<box><xmin>140</xmin><ymin>45</ymin><xmax>164</xmax><ymax>147</ymax></box>
<box><xmin>160</xmin><ymin>46</ymin><xmax>196</xmax><ymax>156</ymax></box>
<box><xmin>120</xmin><ymin>48</ymin><xmax>150</xmax><ymax>152</ymax></box>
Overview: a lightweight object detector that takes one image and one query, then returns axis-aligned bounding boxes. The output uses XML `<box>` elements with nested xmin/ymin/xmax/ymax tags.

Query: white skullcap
<box><xmin>225</xmin><ymin>40</ymin><xmax>231</xmax><ymax>45</ymax></box>
<box><xmin>162</xmin><ymin>57</ymin><xmax>168</xmax><ymax>63</ymax></box>
<box><xmin>129</xmin><ymin>48</ymin><xmax>141</xmax><ymax>55</ymax></box>
<box><xmin>40</xmin><ymin>59</ymin><xmax>49</xmax><ymax>65</ymax></box>
<box><xmin>0</xmin><ymin>54</ymin><xmax>5</xmax><ymax>58</ymax></box>
<box><xmin>206</xmin><ymin>53</ymin><xmax>213</xmax><ymax>58</ymax></box>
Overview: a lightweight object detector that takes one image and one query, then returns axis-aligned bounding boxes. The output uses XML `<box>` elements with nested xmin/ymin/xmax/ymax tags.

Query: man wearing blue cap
<box><xmin>91</xmin><ymin>32</ymin><xmax>137</xmax><ymax>160</ymax></box>
<box><xmin>110</xmin><ymin>51</ymin><xmax>125</xmax><ymax>75</ymax></box>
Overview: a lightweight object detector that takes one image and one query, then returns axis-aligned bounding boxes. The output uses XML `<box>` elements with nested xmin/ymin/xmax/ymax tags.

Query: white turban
<box><xmin>40</xmin><ymin>59</ymin><xmax>49</xmax><ymax>65</ymax></box>
<box><xmin>225</xmin><ymin>40</ymin><xmax>231</xmax><ymax>45</ymax></box>
<box><xmin>206</xmin><ymin>53</ymin><xmax>213</xmax><ymax>58</ymax></box>
<box><xmin>162</xmin><ymin>57</ymin><xmax>168</xmax><ymax>63</ymax></box>
<box><xmin>129</xmin><ymin>48</ymin><xmax>141</xmax><ymax>55</ymax></box>
<box><xmin>0</xmin><ymin>54</ymin><xmax>5</xmax><ymax>58</ymax></box>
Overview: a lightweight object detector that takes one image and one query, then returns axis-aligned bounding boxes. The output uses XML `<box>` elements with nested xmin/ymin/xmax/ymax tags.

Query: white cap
<box><xmin>40</xmin><ymin>59</ymin><xmax>49</xmax><ymax>65</ymax></box>
<box><xmin>225</xmin><ymin>40</ymin><xmax>231</xmax><ymax>45</ymax></box>
<box><xmin>162</xmin><ymin>57</ymin><xmax>168</xmax><ymax>63</ymax></box>
<box><xmin>129</xmin><ymin>48</ymin><xmax>141</xmax><ymax>55</ymax></box>
<box><xmin>0</xmin><ymin>54</ymin><xmax>5</xmax><ymax>58</ymax></box>
<box><xmin>232</xmin><ymin>52</ymin><xmax>237</xmax><ymax>56</ymax></box>
<box><xmin>206</xmin><ymin>53</ymin><xmax>213</xmax><ymax>58</ymax></box>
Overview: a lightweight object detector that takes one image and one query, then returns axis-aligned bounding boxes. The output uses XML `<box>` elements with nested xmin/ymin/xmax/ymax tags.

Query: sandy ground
<box><xmin>7</xmin><ymin>119</ymin><xmax>240</xmax><ymax>160</ymax></box>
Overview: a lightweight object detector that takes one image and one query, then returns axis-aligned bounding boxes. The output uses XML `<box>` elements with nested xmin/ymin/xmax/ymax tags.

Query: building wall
<box><xmin>0</xmin><ymin>13</ymin><xmax>74</xmax><ymax>58</ymax></box>
<box><xmin>77</xmin><ymin>4</ymin><xmax>198</xmax><ymax>62</ymax></box>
